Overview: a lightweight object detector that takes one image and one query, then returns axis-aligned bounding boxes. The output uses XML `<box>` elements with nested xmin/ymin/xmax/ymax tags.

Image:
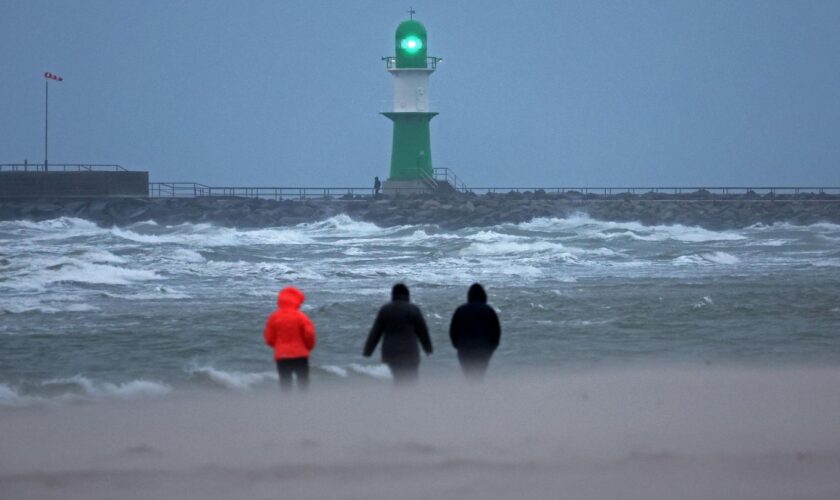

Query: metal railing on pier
<box><xmin>149</xmin><ymin>169</ymin><xmax>468</xmax><ymax>200</ymax></box>
<box><xmin>149</xmin><ymin>183</ymin><xmax>377</xmax><ymax>200</ymax></box>
<box><xmin>148</xmin><ymin>182</ymin><xmax>840</xmax><ymax>200</ymax></box>
<box><xmin>0</xmin><ymin>163</ymin><xmax>127</xmax><ymax>172</ymax></box>
<box><xmin>462</xmin><ymin>187</ymin><xmax>840</xmax><ymax>197</ymax></box>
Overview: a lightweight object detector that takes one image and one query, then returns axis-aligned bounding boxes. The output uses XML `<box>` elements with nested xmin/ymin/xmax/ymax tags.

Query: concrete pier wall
<box><xmin>0</xmin><ymin>171</ymin><xmax>149</xmax><ymax>198</ymax></box>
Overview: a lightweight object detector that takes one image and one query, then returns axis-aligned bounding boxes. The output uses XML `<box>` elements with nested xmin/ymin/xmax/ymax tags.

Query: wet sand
<box><xmin>2</xmin><ymin>366</ymin><xmax>839</xmax><ymax>499</ymax></box>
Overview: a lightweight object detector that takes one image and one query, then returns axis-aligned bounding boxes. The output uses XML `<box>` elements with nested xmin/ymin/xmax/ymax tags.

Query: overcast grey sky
<box><xmin>2</xmin><ymin>1</ymin><xmax>839</xmax><ymax>187</ymax></box>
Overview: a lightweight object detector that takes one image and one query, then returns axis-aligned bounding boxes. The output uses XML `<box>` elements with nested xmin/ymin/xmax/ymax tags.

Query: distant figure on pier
<box><xmin>374</xmin><ymin>176</ymin><xmax>382</xmax><ymax>197</ymax></box>
<box><xmin>264</xmin><ymin>286</ymin><xmax>316</xmax><ymax>391</ymax></box>
<box><xmin>363</xmin><ymin>283</ymin><xmax>433</xmax><ymax>384</ymax></box>
<box><xmin>449</xmin><ymin>283</ymin><xmax>501</xmax><ymax>380</ymax></box>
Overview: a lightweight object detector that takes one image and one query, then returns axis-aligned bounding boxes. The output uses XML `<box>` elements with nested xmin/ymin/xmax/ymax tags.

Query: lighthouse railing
<box><xmin>382</xmin><ymin>56</ymin><xmax>441</xmax><ymax>70</ymax></box>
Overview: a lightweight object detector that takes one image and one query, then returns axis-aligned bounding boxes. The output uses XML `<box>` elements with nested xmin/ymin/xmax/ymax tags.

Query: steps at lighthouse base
<box><xmin>381</xmin><ymin>179</ymin><xmax>434</xmax><ymax>197</ymax></box>
<box><xmin>433</xmin><ymin>180</ymin><xmax>459</xmax><ymax>194</ymax></box>
<box><xmin>382</xmin><ymin>177</ymin><xmax>459</xmax><ymax>197</ymax></box>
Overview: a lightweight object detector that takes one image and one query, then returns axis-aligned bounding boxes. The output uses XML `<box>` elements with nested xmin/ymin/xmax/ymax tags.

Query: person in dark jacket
<box><xmin>449</xmin><ymin>283</ymin><xmax>501</xmax><ymax>380</ymax></box>
<box><xmin>363</xmin><ymin>283</ymin><xmax>433</xmax><ymax>384</ymax></box>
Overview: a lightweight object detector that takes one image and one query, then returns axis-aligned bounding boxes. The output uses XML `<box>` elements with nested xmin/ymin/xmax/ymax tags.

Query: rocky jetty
<box><xmin>1</xmin><ymin>191</ymin><xmax>839</xmax><ymax>229</ymax></box>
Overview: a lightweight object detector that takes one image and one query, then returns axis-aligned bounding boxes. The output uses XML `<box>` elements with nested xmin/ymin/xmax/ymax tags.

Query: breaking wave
<box><xmin>674</xmin><ymin>251</ymin><xmax>740</xmax><ymax>266</ymax></box>
<box><xmin>186</xmin><ymin>365</ymin><xmax>275</xmax><ymax>391</ymax></box>
<box><xmin>42</xmin><ymin>375</ymin><xmax>172</xmax><ymax>400</ymax></box>
<box><xmin>517</xmin><ymin>215</ymin><xmax>748</xmax><ymax>242</ymax></box>
<box><xmin>349</xmin><ymin>364</ymin><xmax>393</xmax><ymax>380</ymax></box>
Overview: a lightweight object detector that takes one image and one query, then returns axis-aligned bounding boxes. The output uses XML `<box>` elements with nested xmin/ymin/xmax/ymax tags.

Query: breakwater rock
<box><xmin>2</xmin><ymin>192</ymin><xmax>840</xmax><ymax>229</ymax></box>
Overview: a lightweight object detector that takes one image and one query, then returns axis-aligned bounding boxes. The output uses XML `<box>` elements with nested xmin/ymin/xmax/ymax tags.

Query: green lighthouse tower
<box><xmin>381</xmin><ymin>13</ymin><xmax>441</xmax><ymax>195</ymax></box>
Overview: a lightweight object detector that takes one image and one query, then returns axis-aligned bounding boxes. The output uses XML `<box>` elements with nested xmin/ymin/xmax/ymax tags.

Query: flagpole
<box><xmin>43</xmin><ymin>72</ymin><xmax>63</xmax><ymax>172</ymax></box>
<box><xmin>44</xmin><ymin>79</ymin><xmax>49</xmax><ymax>172</ymax></box>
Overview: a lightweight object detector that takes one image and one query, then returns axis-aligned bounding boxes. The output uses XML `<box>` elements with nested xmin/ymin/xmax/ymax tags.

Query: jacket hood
<box><xmin>278</xmin><ymin>286</ymin><xmax>305</xmax><ymax>310</ymax></box>
<box><xmin>391</xmin><ymin>283</ymin><xmax>410</xmax><ymax>301</ymax></box>
<box><xmin>467</xmin><ymin>283</ymin><xmax>487</xmax><ymax>303</ymax></box>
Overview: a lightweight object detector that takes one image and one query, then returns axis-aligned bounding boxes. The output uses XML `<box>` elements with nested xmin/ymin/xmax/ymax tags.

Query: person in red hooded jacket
<box><xmin>264</xmin><ymin>286</ymin><xmax>316</xmax><ymax>391</ymax></box>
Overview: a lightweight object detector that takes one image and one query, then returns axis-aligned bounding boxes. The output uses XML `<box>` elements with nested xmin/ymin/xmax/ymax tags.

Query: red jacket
<box><xmin>264</xmin><ymin>287</ymin><xmax>316</xmax><ymax>360</ymax></box>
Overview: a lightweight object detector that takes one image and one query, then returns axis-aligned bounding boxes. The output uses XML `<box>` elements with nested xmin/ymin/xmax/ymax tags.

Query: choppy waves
<box><xmin>4</xmin><ymin>213</ymin><xmax>840</xmax><ymax>295</ymax></box>
<box><xmin>3</xmin><ymin>214</ymin><xmax>840</xmax><ymax>404</ymax></box>
<box><xmin>2</xmin><ymin>213</ymin><xmax>839</xmax><ymax>316</ymax></box>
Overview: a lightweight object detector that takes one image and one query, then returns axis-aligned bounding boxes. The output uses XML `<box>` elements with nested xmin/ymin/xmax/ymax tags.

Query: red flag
<box><xmin>44</xmin><ymin>72</ymin><xmax>63</xmax><ymax>81</ymax></box>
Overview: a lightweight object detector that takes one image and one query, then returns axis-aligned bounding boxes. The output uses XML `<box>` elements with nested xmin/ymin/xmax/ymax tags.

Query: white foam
<box><xmin>403</xmin><ymin>229</ymin><xmax>437</xmax><ymax>243</ymax></box>
<box><xmin>5</xmin><ymin>218</ymin><xmax>105</xmax><ymax>244</ymax></box>
<box><xmin>404</xmin><ymin>258</ymin><xmax>545</xmax><ymax>283</ymax></box>
<box><xmin>805</xmin><ymin>222</ymin><xmax>840</xmax><ymax>231</ymax></box>
<box><xmin>197</xmin><ymin>260</ymin><xmax>324</xmax><ymax>281</ymax></box>
<box><xmin>0</xmin><ymin>383</ymin><xmax>19</xmax><ymax>402</ymax></box>
<box><xmin>300</xmin><ymin>215</ymin><xmax>385</xmax><ymax>236</ymax></box>
<box><xmin>692</xmin><ymin>296</ymin><xmax>715</xmax><ymax>309</ymax></box>
<box><xmin>103</xmin><ymin>286</ymin><xmax>191</xmax><ymax>300</ymax></box>
<box><xmin>515</xmin><ymin>216</ymin><xmax>580</xmax><ymax>231</ymax></box>
<box><xmin>0</xmin><ymin>384</ymin><xmax>42</xmax><ymax>406</ymax></box>
<box><xmin>349</xmin><ymin>363</ymin><xmax>393</xmax><ymax>380</ymax></box>
<box><xmin>674</xmin><ymin>251</ymin><xmax>740</xmax><ymax>266</ymax></box>
<box><xmin>701</xmin><ymin>251</ymin><xmax>740</xmax><ymax>265</ymax></box>
<box><xmin>17</xmin><ymin>217</ymin><xmax>101</xmax><ymax>232</ymax></box>
<box><xmin>517</xmin><ymin>215</ymin><xmax>746</xmax><ymax>243</ymax></box>
<box><xmin>111</xmin><ymin>226</ymin><xmax>212</xmax><ymax>245</ymax></box>
<box><xmin>169</xmin><ymin>249</ymin><xmax>205</xmax><ymax>263</ymax></box>
<box><xmin>461</xmin><ymin>240</ymin><xmax>566</xmax><ymax>256</ymax></box>
<box><xmin>330</xmin><ymin>227</ymin><xmax>454</xmax><ymax>248</ymax></box>
<box><xmin>754</xmin><ymin>221</ymin><xmax>840</xmax><ymax>232</ymax></box>
<box><xmin>0</xmin><ymin>297</ymin><xmax>98</xmax><ymax>315</ymax></box>
<box><xmin>43</xmin><ymin>375</ymin><xmax>171</xmax><ymax>400</ymax></box>
<box><xmin>112</xmin><ymin>224</ymin><xmax>313</xmax><ymax>247</ymax></box>
<box><xmin>64</xmin><ymin>303</ymin><xmax>100</xmax><ymax>312</ymax></box>
<box><xmin>467</xmin><ymin>230</ymin><xmax>524</xmax><ymax>243</ymax></box>
<box><xmin>80</xmin><ymin>249</ymin><xmax>127</xmax><ymax>264</ymax></box>
<box><xmin>243</xmin><ymin>289</ymin><xmax>281</xmax><ymax>298</ymax></box>
<box><xmin>810</xmin><ymin>259</ymin><xmax>840</xmax><ymax>268</ymax></box>
<box><xmin>36</xmin><ymin>260</ymin><xmax>162</xmax><ymax>285</ymax></box>
<box><xmin>186</xmin><ymin>365</ymin><xmax>275</xmax><ymax>390</ymax></box>
<box><xmin>0</xmin><ymin>299</ymin><xmax>60</xmax><ymax>315</ymax></box>
<box><xmin>235</xmin><ymin>228</ymin><xmax>314</xmax><ymax>245</ymax></box>
<box><xmin>320</xmin><ymin>365</ymin><xmax>349</xmax><ymax>378</ymax></box>
<box><xmin>752</xmin><ymin>239</ymin><xmax>791</xmax><ymax>247</ymax></box>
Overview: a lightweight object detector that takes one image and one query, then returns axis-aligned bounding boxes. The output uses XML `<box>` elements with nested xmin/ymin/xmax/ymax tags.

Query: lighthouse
<box><xmin>381</xmin><ymin>11</ymin><xmax>441</xmax><ymax>195</ymax></box>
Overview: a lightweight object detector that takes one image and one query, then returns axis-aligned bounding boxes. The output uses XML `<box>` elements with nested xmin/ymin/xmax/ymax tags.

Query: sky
<box><xmin>2</xmin><ymin>0</ymin><xmax>839</xmax><ymax>188</ymax></box>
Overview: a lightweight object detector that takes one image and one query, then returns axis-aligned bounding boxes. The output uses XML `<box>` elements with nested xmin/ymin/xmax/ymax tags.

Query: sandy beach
<box><xmin>2</xmin><ymin>366</ymin><xmax>839</xmax><ymax>499</ymax></box>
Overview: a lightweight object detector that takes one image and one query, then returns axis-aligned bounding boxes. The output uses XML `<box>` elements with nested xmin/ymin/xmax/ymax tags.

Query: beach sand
<box><xmin>2</xmin><ymin>366</ymin><xmax>839</xmax><ymax>499</ymax></box>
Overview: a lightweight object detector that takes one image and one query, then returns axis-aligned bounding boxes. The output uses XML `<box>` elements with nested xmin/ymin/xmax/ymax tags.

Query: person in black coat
<box><xmin>449</xmin><ymin>283</ymin><xmax>501</xmax><ymax>380</ymax></box>
<box><xmin>363</xmin><ymin>283</ymin><xmax>433</xmax><ymax>384</ymax></box>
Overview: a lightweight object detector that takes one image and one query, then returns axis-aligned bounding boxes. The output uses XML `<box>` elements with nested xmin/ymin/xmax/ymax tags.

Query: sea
<box><xmin>1</xmin><ymin>213</ymin><xmax>839</xmax><ymax>404</ymax></box>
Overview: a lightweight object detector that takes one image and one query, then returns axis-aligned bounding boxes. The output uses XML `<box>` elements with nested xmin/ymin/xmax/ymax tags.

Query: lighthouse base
<box><xmin>381</xmin><ymin>179</ymin><xmax>435</xmax><ymax>197</ymax></box>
